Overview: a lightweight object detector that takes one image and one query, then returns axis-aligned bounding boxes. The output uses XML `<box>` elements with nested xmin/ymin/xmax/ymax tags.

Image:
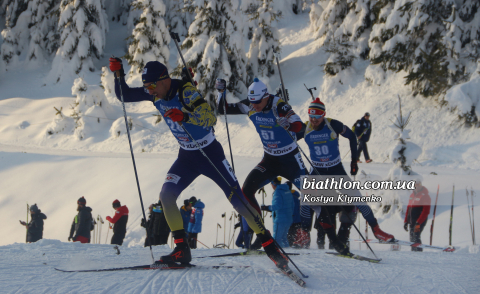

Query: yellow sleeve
<box><xmin>181</xmin><ymin>84</ymin><xmax>217</xmax><ymax>128</ymax></box>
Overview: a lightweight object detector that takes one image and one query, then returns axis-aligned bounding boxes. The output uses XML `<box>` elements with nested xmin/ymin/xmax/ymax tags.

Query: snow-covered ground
<box><xmin>1</xmin><ymin>240</ymin><xmax>479</xmax><ymax>293</ymax></box>
<box><xmin>1</xmin><ymin>12</ymin><xmax>479</xmax><ymax>293</ymax></box>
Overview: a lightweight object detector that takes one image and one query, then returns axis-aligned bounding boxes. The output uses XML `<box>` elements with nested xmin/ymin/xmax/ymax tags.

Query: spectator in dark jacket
<box><xmin>354</xmin><ymin>112</ymin><xmax>372</xmax><ymax>163</ymax></box>
<box><xmin>141</xmin><ymin>204</ymin><xmax>155</xmax><ymax>247</ymax></box>
<box><xmin>187</xmin><ymin>197</ymin><xmax>204</xmax><ymax>249</ymax></box>
<box><xmin>180</xmin><ymin>199</ymin><xmax>193</xmax><ymax>234</ymax></box>
<box><xmin>106</xmin><ymin>199</ymin><xmax>129</xmax><ymax>245</ymax></box>
<box><xmin>69</xmin><ymin>197</ymin><xmax>93</xmax><ymax>243</ymax></box>
<box><xmin>20</xmin><ymin>204</ymin><xmax>47</xmax><ymax>243</ymax></box>
<box><xmin>153</xmin><ymin>201</ymin><xmax>171</xmax><ymax>245</ymax></box>
<box><xmin>404</xmin><ymin>181</ymin><xmax>431</xmax><ymax>251</ymax></box>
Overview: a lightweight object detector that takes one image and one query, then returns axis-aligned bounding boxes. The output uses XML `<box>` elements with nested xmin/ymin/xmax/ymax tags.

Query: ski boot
<box><xmin>325</xmin><ymin>227</ymin><xmax>351</xmax><ymax>255</ymax></box>
<box><xmin>259</xmin><ymin>233</ymin><xmax>288</xmax><ymax>270</ymax></box>
<box><xmin>338</xmin><ymin>223</ymin><xmax>352</xmax><ymax>250</ymax></box>
<box><xmin>157</xmin><ymin>230</ymin><xmax>191</xmax><ymax>265</ymax></box>
<box><xmin>372</xmin><ymin>225</ymin><xmax>394</xmax><ymax>242</ymax></box>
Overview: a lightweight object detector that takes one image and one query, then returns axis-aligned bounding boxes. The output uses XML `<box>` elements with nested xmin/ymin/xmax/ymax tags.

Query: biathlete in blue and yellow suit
<box><xmin>109</xmin><ymin>58</ymin><xmax>286</xmax><ymax>268</ymax></box>
<box><xmin>216</xmin><ymin>78</ymin><xmax>305</xmax><ymax>269</ymax></box>
<box><xmin>297</xmin><ymin>98</ymin><xmax>395</xmax><ymax>255</ymax></box>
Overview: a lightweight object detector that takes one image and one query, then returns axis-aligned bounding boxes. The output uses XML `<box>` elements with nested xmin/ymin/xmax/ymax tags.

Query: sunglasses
<box><xmin>309</xmin><ymin>114</ymin><xmax>324</xmax><ymax>119</ymax></box>
<box><xmin>143</xmin><ymin>81</ymin><xmax>158</xmax><ymax>90</ymax></box>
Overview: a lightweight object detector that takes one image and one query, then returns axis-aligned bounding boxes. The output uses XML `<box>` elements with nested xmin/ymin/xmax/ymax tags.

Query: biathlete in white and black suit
<box><xmin>216</xmin><ymin>78</ymin><xmax>306</xmax><ymax>267</ymax></box>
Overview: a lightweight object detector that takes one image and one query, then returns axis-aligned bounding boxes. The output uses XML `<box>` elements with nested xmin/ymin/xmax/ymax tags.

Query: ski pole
<box><xmin>193</xmin><ymin>237</ymin><xmax>210</xmax><ymax>249</ymax></box>
<box><xmin>220</xmin><ymin>88</ymin><xmax>236</xmax><ymax>172</ymax></box>
<box><xmin>430</xmin><ymin>185</ymin><xmax>439</xmax><ymax>245</ymax></box>
<box><xmin>114</xmin><ymin>60</ymin><xmax>155</xmax><ymax>262</ymax></box>
<box><xmin>471</xmin><ymin>187</ymin><xmax>476</xmax><ymax>245</ymax></box>
<box><xmin>449</xmin><ymin>185</ymin><xmax>455</xmax><ymax>246</ymax></box>
<box><xmin>178</xmin><ymin>122</ymin><xmax>308</xmax><ymax>278</ymax></box>
<box><xmin>170</xmin><ymin>31</ymin><xmax>195</xmax><ymax>85</ymax></box>
<box><xmin>26</xmin><ymin>203</ymin><xmax>29</xmax><ymax>243</ymax></box>
<box><xmin>105</xmin><ymin>224</ymin><xmax>110</xmax><ymax>244</ymax></box>
<box><xmin>271</xmin><ymin>108</ymin><xmax>380</xmax><ymax>259</ymax></box>
<box><xmin>466</xmin><ymin>188</ymin><xmax>474</xmax><ymax>245</ymax></box>
<box><xmin>272</xmin><ymin>46</ymin><xmax>289</xmax><ymax>104</ymax></box>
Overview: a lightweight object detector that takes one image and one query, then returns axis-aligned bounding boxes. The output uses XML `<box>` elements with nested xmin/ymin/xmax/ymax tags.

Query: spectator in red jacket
<box><xmin>404</xmin><ymin>181</ymin><xmax>431</xmax><ymax>251</ymax></box>
<box><xmin>106</xmin><ymin>200</ymin><xmax>129</xmax><ymax>245</ymax></box>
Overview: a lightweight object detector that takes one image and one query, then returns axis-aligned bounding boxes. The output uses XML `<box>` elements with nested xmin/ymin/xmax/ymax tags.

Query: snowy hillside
<box><xmin>1</xmin><ymin>1</ymin><xmax>480</xmax><ymax>292</ymax></box>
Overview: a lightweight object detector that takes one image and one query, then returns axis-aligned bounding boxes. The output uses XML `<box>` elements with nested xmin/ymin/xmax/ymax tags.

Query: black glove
<box><xmin>234</xmin><ymin>222</ymin><xmax>241</xmax><ymax>229</ymax></box>
<box><xmin>141</xmin><ymin>218</ymin><xmax>146</xmax><ymax>228</ymax></box>
<box><xmin>403</xmin><ymin>223</ymin><xmax>408</xmax><ymax>232</ymax></box>
<box><xmin>261</xmin><ymin>205</ymin><xmax>271</xmax><ymax>212</ymax></box>
<box><xmin>109</xmin><ymin>57</ymin><xmax>125</xmax><ymax>77</ymax></box>
<box><xmin>68</xmin><ymin>237</ymin><xmax>73</xmax><ymax>241</ymax></box>
<box><xmin>215</xmin><ymin>78</ymin><xmax>226</xmax><ymax>91</ymax></box>
<box><xmin>350</xmin><ymin>161</ymin><xmax>358</xmax><ymax>176</ymax></box>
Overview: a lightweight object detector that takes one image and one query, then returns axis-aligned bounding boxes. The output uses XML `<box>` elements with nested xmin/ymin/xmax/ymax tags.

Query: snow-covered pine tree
<box><xmin>311</xmin><ymin>0</ymin><xmax>348</xmax><ymax>42</ymax></box>
<box><xmin>246</xmin><ymin>0</ymin><xmax>281</xmax><ymax>85</ymax></box>
<box><xmin>165</xmin><ymin>0</ymin><xmax>193</xmax><ymax>37</ymax></box>
<box><xmin>385</xmin><ymin>95</ymin><xmax>422</xmax><ymax>214</ymax></box>
<box><xmin>179</xmin><ymin>0</ymin><xmax>248</xmax><ymax>104</ymax></box>
<box><xmin>47</xmin><ymin>0</ymin><xmax>108</xmax><ymax>83</ymax></box>
<box><xmin>0</xmin><ymin>0</ymin><xmax>30</xmax><ymax>69</ymax></box>
<box><xmin>26</xmin><ymin>0</ymin><xmax>60</xmax><ymax>68</ymax></box>
<box><xmin>104</xmin><ymin>0</ymin><xmax>132</xmax><ymax>23</ymax></box>
<box><xmin>124</xmin><ymin>0</ymin><xmax>170</xmax><ymax>82</ymax></box>
<box><xmin>239</xmin><ymin>0</ymin><xmax>260</xmax><ymax>40</ymax></box>
<box><xmin>368</xmin><ymin>0</ymin><xmax>454</xmax><ymax>98</ymax></box>
<box><xmin>388</xmin><ymin>95</ymin><xmax>422</xmax><ymax>177</ymax></box>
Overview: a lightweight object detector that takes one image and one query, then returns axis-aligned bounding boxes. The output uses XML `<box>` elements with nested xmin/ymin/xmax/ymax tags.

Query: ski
<box><xmin>196</xmin><ymin>250</ymin><xmax>301</xmax><ymax>258</ymax></box>
<box><xmin>326</xmin><ymin>252</ymin><xmax>381</xmax><ymax>263</ymax></box>
<box><xmin>55</xmin><ymin>263</ymin><xmax>250</xmax><ymax>273</ymax></box>
<box><xmin>277</xmin><ymin>266</ymin><xmax>306</xmax><ymax>288</ymax></box>
<box><xmin>350</xmin><ymin>238</ymin><xmax>456</xmax><ymax>252</ymax></box>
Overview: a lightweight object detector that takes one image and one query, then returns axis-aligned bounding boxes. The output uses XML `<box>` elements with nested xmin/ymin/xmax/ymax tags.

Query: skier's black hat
<box><xmin>30</xmin><ymin>204</ymin><xmax>39</xmax><ymax>213</ymax></box>
<box><xmin>142</xmin><ymin>61</ymin><xmax>169</xmax><ymax>84</ymax></box>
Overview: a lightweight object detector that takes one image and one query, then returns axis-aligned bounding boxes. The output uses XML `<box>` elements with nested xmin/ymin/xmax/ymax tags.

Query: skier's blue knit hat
<box><xmin>142</xmin><ymin>61</ymin><xmax>169</xmax><ymax>84</ymax></box>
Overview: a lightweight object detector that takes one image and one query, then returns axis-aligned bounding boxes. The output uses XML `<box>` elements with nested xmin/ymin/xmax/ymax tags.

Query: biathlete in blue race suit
<box><xmin>296</xmin><ymin>98</ymin><xmax>395</xmax><ymax>254</ymax></box>
<box><xmin>109</xmin><ymin>58</ymin><xmax>287</xmax><ymax>269</ymax></box>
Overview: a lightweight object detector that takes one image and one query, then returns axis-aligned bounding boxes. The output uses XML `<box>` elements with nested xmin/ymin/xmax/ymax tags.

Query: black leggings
<box><xmin>242</xmin><ymin>150</ymin><xmax>306</xmax><ymax>212</ymax></box>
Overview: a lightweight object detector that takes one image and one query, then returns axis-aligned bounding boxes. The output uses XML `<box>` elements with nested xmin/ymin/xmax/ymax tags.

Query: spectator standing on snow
<box><xmin>354</xmin><ymin>112</ymin><xmax>372</xmax><ymax>163</ymax></box>
<box><xmin>404</xmin><ymin>180</ymin><xmax>431</xmax><ymax>251</ymax></box>
<box><xmin>261</xmin><ymin>177</ymin><xmax>294</xmax><ymax>248</ymax></box>
<box><xmin>106</xmin><ymin>200</ymin><xmax>129</xmax><ymax>246</ymax></box>
<box><xmin>187</xmin><ymin>197</ymin><xmax>204</xmax><ymax>249</ymax></box>
<box><xmin>141</xmin><ymin>204</ymin><xmax>155</xmax><ymax>247</ymax></box>
<box><xmin>152</xmin><ymin>201</ymin><xmax>171</xmax><ymax>245</ymax></box>
<box><xmin>180</xmin><ymin>199</ymin><xmax>193</xmax><ymax>234</ymax></box>
<box><xmin>68</xmin><ymin>197</ymin><xmax>93</xmax><ymax>243</ymax></box>
<box><xmin>19</xmin><ymin>204</ymin><xmax>47</xmax><ymax>243</ymax></box>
